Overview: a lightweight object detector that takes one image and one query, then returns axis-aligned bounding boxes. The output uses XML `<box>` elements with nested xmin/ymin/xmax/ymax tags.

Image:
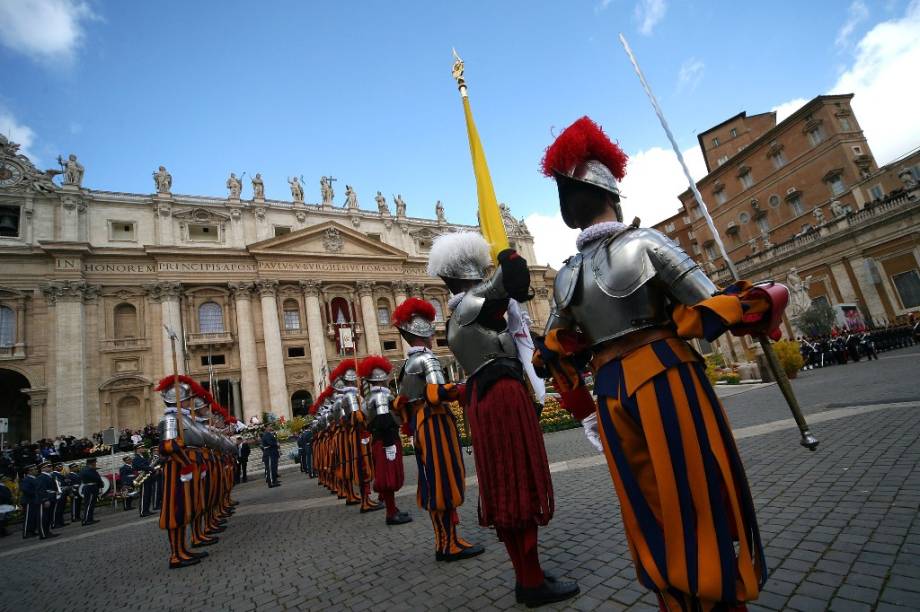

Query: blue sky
<box><xmin>2</xmin><ymin>0</ymin><xmax>919</xmax><ymax>266</ymax></box>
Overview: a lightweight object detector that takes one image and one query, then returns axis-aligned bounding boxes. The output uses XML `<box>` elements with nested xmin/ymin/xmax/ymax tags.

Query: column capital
<box><xmin>534</xmin><ymin>286</ymin><xmax>550</xmax><ymax>299</ymax></box>
<box><xmin>143</xmin><ymin>281</ymin><xmax>183</xmax><ymax>302</ymax></box>
<box><xmin>407</xmin><ymin>283</ymin><xmax>424</xmax><ymax>298</ymax></box>
<box><xmin>255</xmin><ymin>278</ymin><xmax>279</xmax><ymax>297</ymax></box>
<box><xmin>228</xmin><ymin>281</ymin><xmax>255</xmax><ymax>299</ymax></box>
<box><xmin>391</xmin><ymin>280</ymin><xmax>408</xmax><ymax>295</ymax></box>
<box><xmin>356</xmin><ymin>281</ymin><xmax>375</xmax><ymax>297</ymax></box>
<box><xmin>299</xmin><ymin>279</ymin><xmax>322</xmax><ymax>297</ymax></box>
<box><xmin>41</xmin><ymin>280</ymin><xmax>96</xmax><ymax>305</ymax></box>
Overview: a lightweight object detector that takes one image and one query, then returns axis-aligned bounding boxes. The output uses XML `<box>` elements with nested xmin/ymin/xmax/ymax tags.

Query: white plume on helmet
<box><xmin>427</xmin><ymin>231</ymin><xmax>491</xmax><ymax>280</ymax></box>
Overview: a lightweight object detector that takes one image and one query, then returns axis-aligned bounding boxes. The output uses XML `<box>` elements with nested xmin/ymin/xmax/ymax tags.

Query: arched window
<box><xmin>282</xmin><ymin>299</ymin><xmax>301</xmax><ymax>330</ymax></box>
<box><xmin>431</xmin><ymin>299</ymin><xmax>444</xmax><ymax>322</ymax></box>
<box><xmin>198</xmin><ymin>301</ymin><xmax>224</xmax><ymax>333</ymax></box>
<box><xmin>113</xmin><ymin>303</ymin><xmax>138</xmax><ymax>339</ymax></box>
<box><xmin>0</xmin><ymin>305</ymin><xmax>15</xmax><ymax>347</ymax></box>
<box><xmin>376</xmin><ymin>298</ymin><xmax>390</xmax><ymax>326</ymax></box>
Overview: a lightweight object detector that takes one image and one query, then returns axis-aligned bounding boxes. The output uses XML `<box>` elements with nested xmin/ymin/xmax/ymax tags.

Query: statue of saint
<box><xmin>343</xmin><ymin>185</ymin><xmax>358</xmax><ymax>209</ymax></box>
<box><xmin>898</xmin><ymin>166</ymin><xmax>917</xmax><ymax>189</ymax></box>
<box><xmin>394</xmin><ymin>194</ymin><xmax>406</xmax><ymax>217</ymax></box>
<box><xmin>830</xmin><ymin>200</ymin><xmax>845</xmax><ymax>218</ymax></box>
<box><xmin>226</xmin><ymin>173</ymin><xmax>242</xmax><ymax>199</ymax></box>
<box><xmin>153</xmin><ymin>166</ymin><xmax>172</xmax><ymax>193</ymax></box>
<box><xmin>251</xmin><ymin>173</ymin><xmax>265</xmax><ymax>199</ymax></box>
<box><xmin>58</xmin><ymin>154</ymin><xmax>84</xmax><ymax>187</ymax></box>
<box><xmin>435</xmin><ymin>200</ymin><xmax>446</xmax><ymax>223</ymax></box>
<box><xmin>786</xmin><ymin>267</ymin><xmax>813</xmax><ymax>317</ymax></box>
<box><xmin>288</xmin><ymin>177</ymin><xmax>304</xmax><ymax>203</ymax></box>
<box><xmin>320</xmin><ymin>176</ymin><xmax>335</xmax><ymax>205</ymax></box>
<box><xmin>813</xmin><ymin>206</ymin><xmax>825</xmax><ymax>224</ymax></box>
<box><xmin>375</xmin><ymin>191</ymin><xmax>390</xmax><ymax>215</ymax></box>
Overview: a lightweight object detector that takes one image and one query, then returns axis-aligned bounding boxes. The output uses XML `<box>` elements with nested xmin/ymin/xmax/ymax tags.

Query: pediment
<box><xmin>248</xmin><ymin>221</ymin><xmax>408</xmax><ymax>259</ymax></box>
<box><xmin>173</xmin><ymin>207</ymin><xmax>231</xmax><ymax>222</ymax></box>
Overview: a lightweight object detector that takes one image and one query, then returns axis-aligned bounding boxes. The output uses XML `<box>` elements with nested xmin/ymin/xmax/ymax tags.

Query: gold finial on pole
<box><xmin>451</xmin><ymin>48</ymin><xmax>467</xmax><ymax>97</ymax></box>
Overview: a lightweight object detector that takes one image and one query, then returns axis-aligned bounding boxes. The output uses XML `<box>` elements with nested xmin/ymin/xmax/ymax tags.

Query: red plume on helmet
<box><xmin>358</xmin><ymin>355</ymin><xmax>392</xmax><ymax>378</ymax></box>
<box><xmin>154</xmin><ymin>374</ymin><xmax>210</xmax><ymax>400</ymax></box>
<box><xmin>540</xmin><ymin>116</ymin><xmax>628</xmax><ymax>180</ymax></box>
<box><xmin>392</xmin><ymin>297</ymin><xmax>435</xmax><ymax>328</ymax></box>
<box><xmin>329</xmin><ymin>360</ymin><xmax>355</xmax><ymax>383</ymax></box>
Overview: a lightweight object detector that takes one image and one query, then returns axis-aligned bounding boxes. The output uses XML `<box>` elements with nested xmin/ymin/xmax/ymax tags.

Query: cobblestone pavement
<box><xmin>1</xmin><ymin>346</ymin><xmax>917</xmax><ymax>612</ymax></box>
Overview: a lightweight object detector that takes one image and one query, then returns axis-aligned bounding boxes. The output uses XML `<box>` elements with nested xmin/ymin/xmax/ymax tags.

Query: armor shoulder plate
<box><xmin>592</xmin><ymin>228</ymin><xmax>657</xmax><ymax>298</ymax></box>
<box><xmin>453</xmin><ymin>291</ymin><xmax>486</xmax><ymax>327</ymax></box>
<box><xmin>159</xmin><ymin>415</ymin><xmax>179</xmax><ymax>441</ymax></box>
<box><xmin>643</xmin><ymin>228</ymin><xmax>717</xmax><ymax>305</ymax></box>
<box><xmin>553</xmin><ymin>254</ymin><xmax>582</xmax><ymax>310</ymax></box>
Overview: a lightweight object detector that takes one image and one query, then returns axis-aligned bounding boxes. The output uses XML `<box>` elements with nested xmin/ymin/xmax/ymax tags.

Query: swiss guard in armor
<box><xmin>333</xmin><ymin>360</ymin><xmax>383</xmax><ymax>514</ymax></box>
<box><xmin>330</xmin><ymin>364</ymin><xmax>361</xmax><ymax>505</ymax></box>
<box><xmin>155</xmin><ymin>375</ymin><xmax>210</xmax><ymax>569</ymax></box>
<box><xmin>392</xmin><ymin>298</ymin><xmax>484</xmax><ymax>562</ymax></box>
<box><xmin>536</xmin><ymin>117</ymin><xmax>786</xmax><ymax>611</ymax></box>
<box><xmin>358</xmin><ymin>355</ymin><xmax>412</xmax><ymax>526</ymax></box>
<box><xmin>428</xmin><ymin>232</ymin><xmax>580</xmax><ymax>607</ymax></box>
<box><xmin>310</xmin><ymin>388</ymin><xmax>334</xmax><ymax>492</ymax></box>
<box><xmin>189</xmin><ymin>395</ymin><xmax>221</xmax><ymax>548</ymax></box>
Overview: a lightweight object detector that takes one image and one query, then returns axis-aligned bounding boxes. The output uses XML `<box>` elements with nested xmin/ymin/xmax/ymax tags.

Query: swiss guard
<box><xmin>155</xmin><ymin>375</ymin><xmax>211</xmax><ymax>569</ymax></box>
<box><xmin>536</xmin><ymin>116</ymin><xmax>787</xmax><ymax>611</ymax></box>
<box><xmin>392</xmin><ymin>297</ymin><xmax>483</xmax><ymax>562</ymax></box>
<box><xmin>358</xmin><ymin>355</ymin><xmax>411</xmax><ymax>526</ymax></box>
<box><xmin>428</xmin><ymin>232</ymin><xmax>580</xmax><ymax>607</ymax></box>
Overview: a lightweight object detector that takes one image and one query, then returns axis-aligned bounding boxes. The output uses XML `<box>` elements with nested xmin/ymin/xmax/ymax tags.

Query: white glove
<box><xmin>361</xmin><ymin>437</ymin><xmax>370</xmax><ymax>445</ymax></box>
<box><xmin>385</xmin><ymin>445</ymin><xmax>397</xmax><ymax>461</ymax></box>
<box><xmin>581</xmin><ymin>413</ymin><xmax>604</xmax><ymax>453</ymax></box>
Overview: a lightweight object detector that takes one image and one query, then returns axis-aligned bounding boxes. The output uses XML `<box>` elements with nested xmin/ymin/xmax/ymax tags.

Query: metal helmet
<box><xmin>358</xmin><ymin>355</ymin><xmax>392</xmax><ymax>385</ymax></box>
<box><xmin>391</xmin><ymin>297</ymin><xmax>437</xmax><ymax>338</ymax></box>
<box><xmin>161</xmin><ymin>382</ymin><xmax>193</xmax><ymax>406</ymax></box>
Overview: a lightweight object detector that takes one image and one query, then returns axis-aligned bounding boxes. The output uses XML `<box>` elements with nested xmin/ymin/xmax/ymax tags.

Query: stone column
<box><xmin>391</xmin><ymin>281</ymin><xmax>411</xmax><ymax>354</ymax></box>
<box><xmin>229</xmin><ymin>282</ymin><xmax>262</xmax><ymax>422</ymax></box>
<box><xmin>42</xmin><ymin>281</ymin><xmax>92</xmax><ymax>436</ymax></box>
<box><xmin>230</xmin><ymin>379</ymin><xmax>242</xmax><ymax>420</ymax></box>
<box><xmin>256</xmin><ymin>280</ymin><xmax>290</xmax><ymax>419</ymax></box>
<box><xmin>58</xmin><ymin>186</ymin><xmax>84</xmax><ymax>242</ymax></box>
<box><xmin>356</xmin><ymin>281</ymin><xmax>381</xmax><ymax>355</ymax></box>
<box><xmin>301</xmin><ymin>280</ymin><xmax>328</xmax><ymax>397</ymax></box>
<box><xmin>148</xmin><ymin>282</ymin><xmax>185</xmax><ymax>374</ymax></box>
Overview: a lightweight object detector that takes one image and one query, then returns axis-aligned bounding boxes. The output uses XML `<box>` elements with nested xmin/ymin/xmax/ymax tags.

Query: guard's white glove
<box><xmin>385</xmin><ymin>445</ymin><xmax>397</xmax><ymax>461</ymax></box>
<box><xmin>361</xmin><ymin>437</ymin><xmax>370</xmax><ymax>445</ymax></box>
<box><xmin>581</xmin><ymin>413</ymin><xmax>604</xmax><ymax>453</ymax></box>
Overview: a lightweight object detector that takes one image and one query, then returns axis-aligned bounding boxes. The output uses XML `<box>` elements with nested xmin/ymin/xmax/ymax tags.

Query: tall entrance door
<box><xmin>0</xmin><ymin>369</ymin><xmax>30</xmax><ymax>445</ymax></box>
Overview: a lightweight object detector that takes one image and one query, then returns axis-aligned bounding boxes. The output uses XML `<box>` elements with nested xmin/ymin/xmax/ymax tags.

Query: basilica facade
<box><xmin>0</xmin><ymin>136</ymin><xmax>553</xmax><ymax>443</ymax></box>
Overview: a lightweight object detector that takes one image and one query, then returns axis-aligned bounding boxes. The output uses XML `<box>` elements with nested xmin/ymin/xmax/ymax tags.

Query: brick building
<box><xmin>653</xmin><ymin>93</ymin><xmax>920</xmax><ymax>362</ymax></box>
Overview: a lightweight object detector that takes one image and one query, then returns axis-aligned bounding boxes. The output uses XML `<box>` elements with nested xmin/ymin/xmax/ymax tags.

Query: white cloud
<box><xmin>619</xmin><ymin>144</ymin><xmax>706</xmax><ymax>226</ymax></box>
<box><xmin>771</xmin><ymin>97</ymin><xmax>809</xmax><ymax>123</ymax></box>
<box><xmin>595</xmin><ymin>0</ymin><xmax>615</xmax><ymax>13</ymax></box>
<box><xmin>836</xmin><ymin>0</ymin><xmax>870</xmax><ymax>48</ymax></box>
<box><xmin>635</xmin><ymin>0</ymin><xmax>667</xmax><ymax>35</ymax></box>
<box><xmin>832</xmin><ymin>0</ymin><xmax>920</xmax><ymax>163</ymax></box>
<box><xmin>524</xmin><ymin>212</ymin><xmax>580</xmax><ymax>270</ymax></box>
<box><xmin>525</xmin><ymin>144</ymin><xmax>705</xmax><ymax>269</ymax></box>
<box><xmin>0</xmin><ymin>0</ymin><xmax>97</xmax><ymax>64</ymax></box>
<box><xmin>677</xmin><ymin>58</ymin><xmax>705</xmax><ymax>92</ymax></box>
<box><xmin>0</xmin><ymin>110</ymin><xmax>37</xmax><ymax>162</ymax></box>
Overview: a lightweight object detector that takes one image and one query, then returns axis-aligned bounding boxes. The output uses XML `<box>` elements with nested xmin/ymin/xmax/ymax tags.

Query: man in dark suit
<box><xmin>80</xmin><ymin>458</ymin><xmax>104</xmax><ymax>525</ymax></box>
<box><xmin>36</xmin><ymin>462</ymin><xmax>58</xmax><ymax>539</ymax></box>
<box><xmin>132</xmin><ymin>447</ymin><xmax>154</xmax><ymax>517</ymax></box>
<box><xmin>298</xmin><ymin>427</ymin><xmax>314</xmax><ymax>478</ymax></box>
<box><xmin>20</xmin><ymin>465</ymin><xmax>40</xmax><ymax>538</ymax></box>
<box><xmin>236</xmin><ymin>437</ymin><xmax>250</xmax><ymax>483</ymax></box>
<box><xmin>260</xmin><ymin>425</ymin><xmax>280</xmax><ymax>488</ymax></box>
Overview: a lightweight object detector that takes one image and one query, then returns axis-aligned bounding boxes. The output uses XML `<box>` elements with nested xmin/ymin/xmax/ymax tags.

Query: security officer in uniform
<box><xmin>261</xmin><ymin>424</ymin><xmax>280</xmax><ymax>488</ymax></box>
<box><xmin>119</xmin><ymin>456</ymin><xmax>136</xmax><ymax>511</ymax></box>
<box><xmin>20</xmin><ymin>464</ymin><xmax>40</xmax><ymax>538</ymax></box>
<box><xmin>80</xmin><ymin>457</ymin><xmax>104</xmax><ymax>525</ymax></box>
<box><xmin>50</xmin><ymin>462</ymin><xmax>69</xmax><ymax>528</ymax></box>
<box><xmin>236</xmin><ymin>437</ymin><xmax>250</xmax><ymax>483</ymax></box>
<box><xmin>67</xmin><ymin>463</ymin><xmax>82</xmax><ymax>523</ymax></box>
<box><xmin>298</xmin><ymin>426</ymin><xmax>314</xmax><ymax>478</ymax></box>
<box><xmin>36</xmin><ymin>461</ymin><xmax>59</xmax><ymax>538</ymax></box>
<box><xmin>133</xmin><ymin>447</ymin><xmax>154</xmax><ymax>517</ymax></box>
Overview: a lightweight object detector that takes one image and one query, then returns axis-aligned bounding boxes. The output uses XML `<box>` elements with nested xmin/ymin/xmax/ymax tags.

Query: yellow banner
<box><xmin>461</xmin><ymin>95</ymin><xmax>509</xmax><ymax>262</ymax></box>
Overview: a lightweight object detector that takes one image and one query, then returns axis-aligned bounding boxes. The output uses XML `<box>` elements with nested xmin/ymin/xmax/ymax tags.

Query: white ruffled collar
<box><xmin>370</xmin><ymin>385</ymin><xmax>389</xmax><ymax>393</ymax></box>
<box><xmin>447</xmin><ymin>292</ymin><xmax>465</xmax><ymax>311</ymax></box>
<box><xmin>576</xmin><ymin>221</ymin><xmax>628</xmax><ymax>251</ymax></box>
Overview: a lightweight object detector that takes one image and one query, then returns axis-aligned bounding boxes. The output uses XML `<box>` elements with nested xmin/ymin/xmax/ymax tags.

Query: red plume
<box><xmin>392</xmin><ymin>297</ymin><xmax>435</xmax><ymax>328</ymax></box>
<box><xmin>540</xmin><ymin>116</ymin><xmax>628</xmax><ymax>180</ymax></box>
<box><xmin>154</xmin><ymin>374</ymin><xmax>211</xmax><ymax>401</ymax></box>
<box><xmin>329</xmin><ymin>360</ymin><xmax>355</xmax><ymax>383</ymax></box>
<box><xmin>358</xmin><ymin>355</ymin><xmax>392</xmax><ymax>378</ymax></box>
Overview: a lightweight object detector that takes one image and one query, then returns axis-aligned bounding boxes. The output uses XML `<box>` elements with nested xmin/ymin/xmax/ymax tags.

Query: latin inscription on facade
<box><xmin>80</xmin><ymin>260</ymin><xmax>429</xmax><ymax>276</ymax></box>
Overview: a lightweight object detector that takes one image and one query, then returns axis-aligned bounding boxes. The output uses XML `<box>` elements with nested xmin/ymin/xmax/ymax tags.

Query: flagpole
<box><xmin>618</xmin><ymin>33</ymin><xmax>818</xmax><ymax>451</ymax></box>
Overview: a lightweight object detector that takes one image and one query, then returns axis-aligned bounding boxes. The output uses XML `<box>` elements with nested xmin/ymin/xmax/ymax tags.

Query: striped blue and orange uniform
<box><xmin>411</xmin><ymin>400</ymin><xmax>465</xmax><ymax>512</ymax></box>
<box><xmin>158</xmin><ymin>437</ymin><xmax>195</xmax><ymax>563</ymax></box>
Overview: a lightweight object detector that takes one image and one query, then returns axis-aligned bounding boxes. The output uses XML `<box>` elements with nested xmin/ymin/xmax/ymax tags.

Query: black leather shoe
<box><xmin>345</xmin><ymin>500</ymin><xmax>360</xmax><ymax>506</ymax></box>
<box><xmin>139</xmin><ymin>513</ymin><xmax>153</xmax><ymax>518</ymax></box>
<box><xmin>206</xmin><ymin>527</ymin><xmax>226</xmax><ymax>535</ymax></box>
<box><xmin>436</xmin><ymin>543</ymin><xmax>485</xmax><ymax>562</ymax></box>
<box><xmin>169</xmin><ymin>557</ymin><xmax>201</xmax><ymax>569</ymax></box>
<box><xmin>191</xmin><ymin>537</ymin><xmax>219</xmax><ymax>547</ymax></box>
<box><xmin>517</xmin><ymin>579</ymin><xmax>580</xmax><ymax>608</ymax></box>
<box><xmin>82</xmin><ymin>520</ymin><xmax>99</xmax><ymax>526</ymax></box>
<box><xmin>187</xmin><ymin>551</ymin><xmax>209</xmax><ymax>559</ymax></box>
<box><xmin>386</xmin><ymin>512</ymin><xmax>413</xmax><ymax>525</ymax></box>
<box><xmin>515</xmin><ymin>571</ymin><xmax>561</xmax><ymax>603</ymax></box>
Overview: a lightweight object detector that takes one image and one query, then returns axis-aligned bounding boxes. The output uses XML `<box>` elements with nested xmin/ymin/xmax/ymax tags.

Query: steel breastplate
<box><xmin>446</xmin><ymin>315</ymin><xmax>517</xmax><ymax>378</ymax></box>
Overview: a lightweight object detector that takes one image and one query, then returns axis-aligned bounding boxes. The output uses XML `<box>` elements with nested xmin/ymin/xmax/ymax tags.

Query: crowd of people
<box><xmin>797</xmin><ymin>322</ymin><xmax>916</xmax><ymax>369</ymax></box>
